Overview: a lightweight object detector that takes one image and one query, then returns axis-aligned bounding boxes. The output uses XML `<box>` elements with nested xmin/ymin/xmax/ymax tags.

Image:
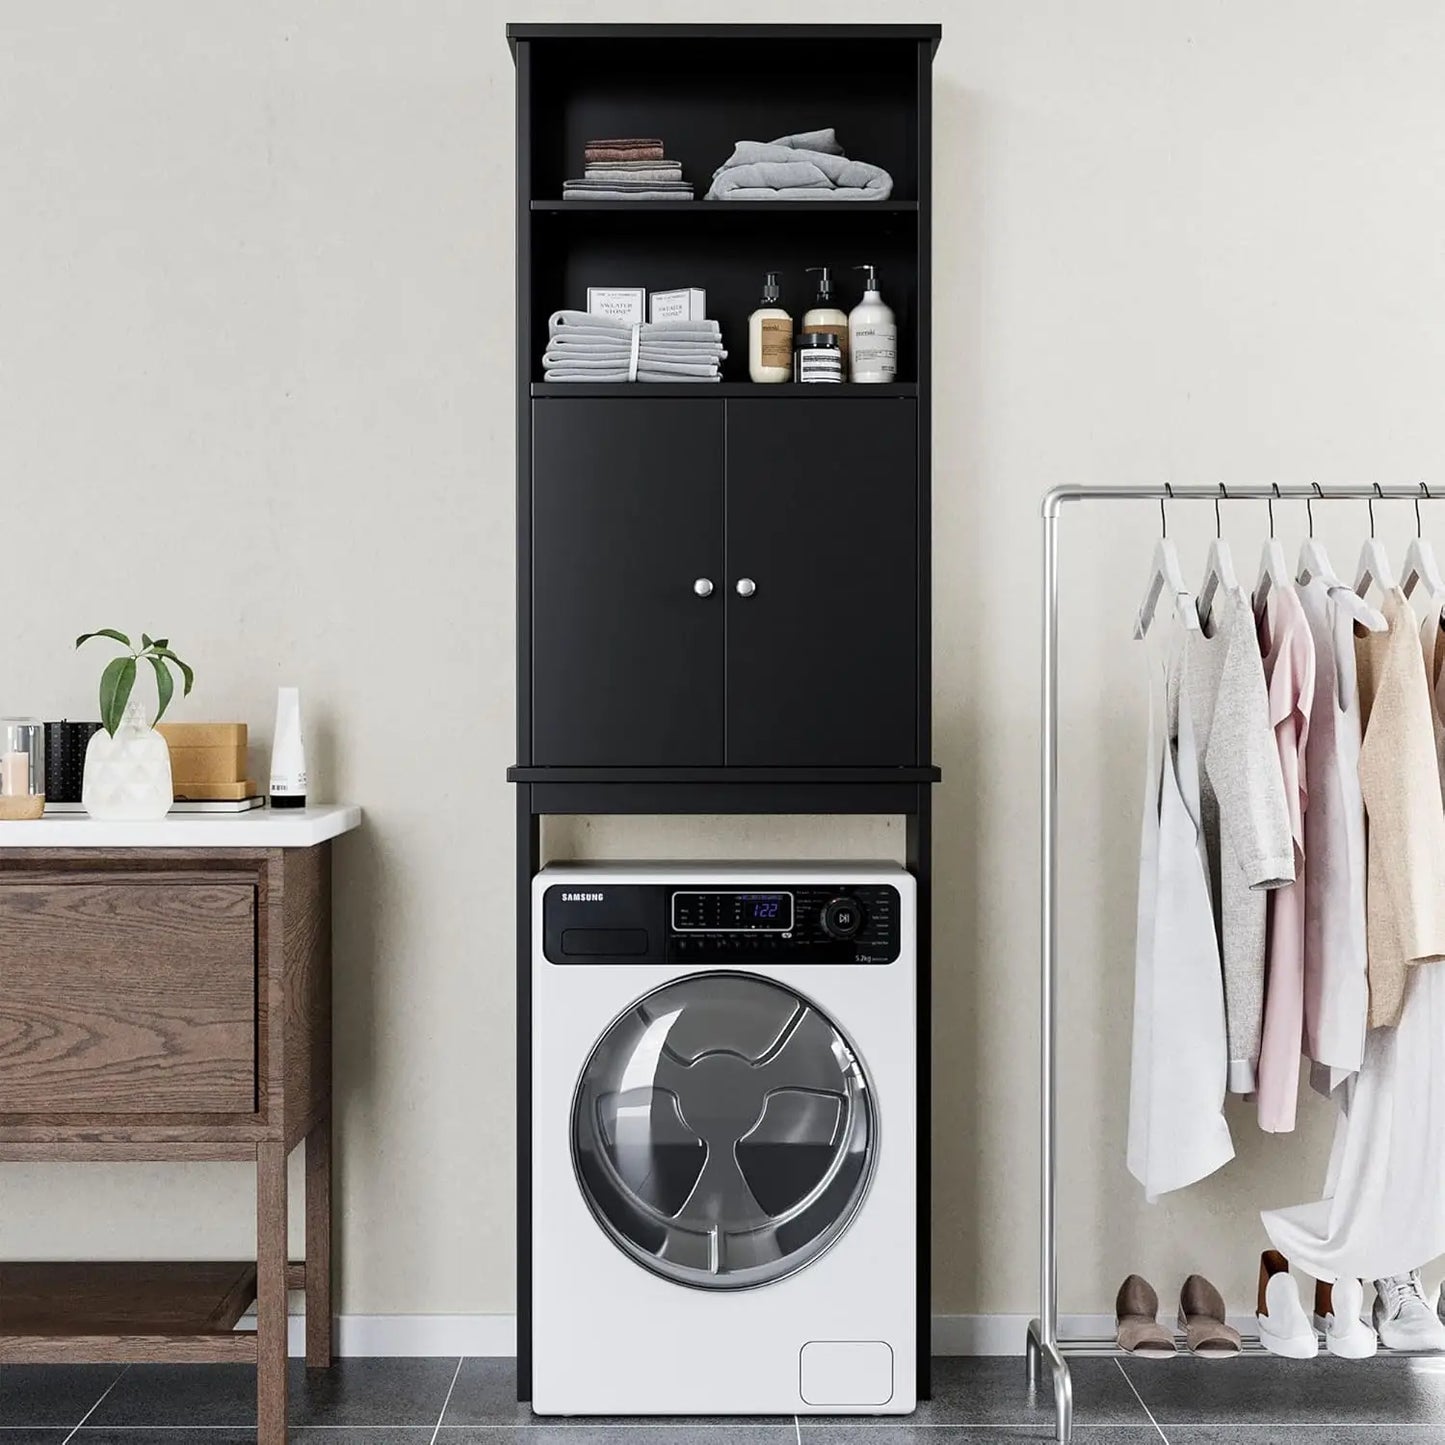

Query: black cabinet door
<box><xmin>725</xmin><ymin>400</ymin><xmax>918</xmax><ymax>765</ymax></box>
<box><xmin>532</xmin><ymin>400</ymin><xmax>724</xmax><ymax>765</ymax></box>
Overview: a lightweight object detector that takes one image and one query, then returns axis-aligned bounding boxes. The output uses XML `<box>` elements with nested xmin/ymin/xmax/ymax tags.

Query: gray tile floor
<box><xmin>4</xmin><ymin>1355</ymin><xmax>1445</xmax><ymax>1442</ymax></box>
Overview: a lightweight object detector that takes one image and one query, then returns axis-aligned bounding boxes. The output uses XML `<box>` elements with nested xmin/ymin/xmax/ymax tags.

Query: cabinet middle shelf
<box><xmin>532</xmin><ymin>383</ymin><xmax>918</xmax><ymax>399</ymax></box>
<box><xmin>530</xmin><ymin>200</ymin><xmax>921</xmax><ymax>214</ymax></box>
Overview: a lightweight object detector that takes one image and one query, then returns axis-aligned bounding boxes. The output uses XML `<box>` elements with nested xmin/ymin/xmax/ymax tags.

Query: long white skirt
<box><xmin>1261</xmin><ymin>959</ymin><xmax>1445</xmax><ymax>1282</ymax></box>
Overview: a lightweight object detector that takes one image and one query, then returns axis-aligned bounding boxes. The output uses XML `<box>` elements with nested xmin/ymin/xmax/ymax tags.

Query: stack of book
<box><xmin>159</xmin><ymin>723</ymin><xmax>263</xmax><ymax>812</ymax></box>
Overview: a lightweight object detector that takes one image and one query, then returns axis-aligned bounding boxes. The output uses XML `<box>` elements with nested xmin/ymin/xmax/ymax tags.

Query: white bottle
<box><xmin>848</xmin><ymin>264</ymin><xmax>897</xmax><ymax>383</ymax></box>
<box><xmin>269</xmin><ymin>686</ymin><xmax>308</xmax><ymax>809</ymax></box>
<box><xmin>802</xmin><ymin>266</ymin><xmax>850</xmax><ymax>374</ymax></box>
<box><xmin>748</xmin><ymin>272</ymin><xmax>793</xmax><ymax>383</ymax></box>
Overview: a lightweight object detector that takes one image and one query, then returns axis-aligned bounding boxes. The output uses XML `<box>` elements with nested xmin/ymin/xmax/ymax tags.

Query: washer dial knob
<box><xmin>821</xmin><ymin>896</ymin><xmax>865</xmax><ymax>940</ymax></box>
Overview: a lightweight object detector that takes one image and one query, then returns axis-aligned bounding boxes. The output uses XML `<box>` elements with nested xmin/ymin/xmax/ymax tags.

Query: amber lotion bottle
<box><xmin>748</xmin><ymin>272</ymin><xmax>793</xmax><ymax>382</ymax></box>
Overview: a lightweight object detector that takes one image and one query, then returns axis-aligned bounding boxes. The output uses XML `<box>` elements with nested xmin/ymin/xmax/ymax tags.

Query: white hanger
<box><xmin>1402</xmin><ymin>484</ymin><xmax>1445</xmax><ymax>603</ymax></box>
<box><xmin>1197</xmin><ymin>485</ymin><xmax>1240</xmax><ymax>629</ymax></box>
<box><xmin>1135</xmin><ymin>487</ymin><xmax>1201</xmax><ymax>639</ymax></box>
<box><xmin>1254</xmin><ymin>484</ymin><xmax>1291</xmax><ymax>613</ymax></box>
<box><xmin>1355</xmin><ymin>484</ymin><xmax>1398</xmax><ymax>599</ymax></box>
<box><xmin>1296</xmin><ymin>484</ymin><xmax>1387</xmax><ymax>632</ymax></box>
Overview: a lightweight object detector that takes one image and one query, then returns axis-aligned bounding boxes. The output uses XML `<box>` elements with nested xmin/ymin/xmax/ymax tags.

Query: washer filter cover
<box><xmin>572</xmin><ymin>971</ymin><xmax>875</xmax><ymax>1290</ymax></box>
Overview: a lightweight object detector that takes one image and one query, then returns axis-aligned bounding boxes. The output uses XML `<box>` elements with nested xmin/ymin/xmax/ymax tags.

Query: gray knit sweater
<box><xmin>1171</xmin><ymin>588</ymin><xmax>1295</xmax><ymax>1090</ymax></box>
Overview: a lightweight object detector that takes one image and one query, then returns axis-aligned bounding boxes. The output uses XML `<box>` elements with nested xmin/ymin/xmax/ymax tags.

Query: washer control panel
<box><xmin>543</xmin><ymin>882</ymin><xmax>902</xmax><ymax>966</ymax></box>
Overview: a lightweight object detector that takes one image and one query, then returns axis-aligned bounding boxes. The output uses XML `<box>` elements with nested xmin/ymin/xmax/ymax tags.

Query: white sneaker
<box><xmin>1373</xmin><ymin>1272</ymin><xmax>1445</xmax><ymax>1351</ymax></box>
<box><xmin>1257</xmin><ymin>1251</ymin><xmax>1319</xmax><ymax>1359</ymax></box>
<box><xmin>1313</xmin><ymin>1278</ymin><xmax>1378</xmax><ymax>1359</ymax></box>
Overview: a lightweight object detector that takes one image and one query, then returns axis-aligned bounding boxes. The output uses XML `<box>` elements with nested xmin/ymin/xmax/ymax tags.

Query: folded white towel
<box><xmin>550</xmin><ymin>310</ymin><xmax>720</xmax><ymax>340</ymax></box>
<box><xmin>543</xmin><ymin>311</ymin><xmax>725</xmax><ymax>382</ymax></box>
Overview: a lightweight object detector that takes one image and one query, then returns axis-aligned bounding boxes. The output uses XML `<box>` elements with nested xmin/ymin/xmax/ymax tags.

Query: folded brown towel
<box><xmin>585</xmin><ymin>142</ymin><xmax>665</xmax><ymax>163</ymax></box>
<box><xmin>585</xmin><ymin>137</ymin><xmax>663</xmax><ymax>148</ymax></box>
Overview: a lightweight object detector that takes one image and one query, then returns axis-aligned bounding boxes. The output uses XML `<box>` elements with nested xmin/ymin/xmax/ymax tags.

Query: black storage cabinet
<box><xmin>532</xmin><ymin>397</ymin><xmax>919</xmax><ymax>767</ymax></box>
<box><xmin>508</xmin><ymin>20</ymin><xmax>941</xmax><ymax>1406</ymax></box>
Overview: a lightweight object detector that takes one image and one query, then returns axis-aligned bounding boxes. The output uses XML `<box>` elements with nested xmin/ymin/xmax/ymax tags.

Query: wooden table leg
<box><xmin>305</xmin><ymin>1113</ymin><xmax>333</xmax><ymax>1368</ymax></box>
<box><xmin>257</xmin><ymin>1140</ymin><xmax>289</xmax><ymax>1445</ymax></box>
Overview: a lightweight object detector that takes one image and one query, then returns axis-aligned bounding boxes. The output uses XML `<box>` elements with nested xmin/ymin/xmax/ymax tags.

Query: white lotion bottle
<box><xmin>802</xmin><ymin>265</ymin><xmax>850</xmax><ymax>374</ymax></box>
<box><xmin>269</xmin><ymin>686</ymin><xmax>308</xmax><ymax>809</ymax></box>
<box><xmin>748</xmin><ymin>272</ymin><xmax>793</xmax><ymax>383</ymax></box>
<box><xmin>849</xmin><ymin>264</ymin><xmax>897</xmax><ymax>383</ymax></box>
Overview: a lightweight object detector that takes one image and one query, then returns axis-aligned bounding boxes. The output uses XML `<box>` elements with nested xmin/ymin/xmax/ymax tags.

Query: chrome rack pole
<box><xmin>1039</xmin><ymin>482</ymin><xmax>1432</xmax><ymax>504</ymax></box>
<box><xmin>1028</xmin><ymin>480</ymin><xmax>1440</xmax><ymax>1445</ymax></box>
<box><xmin>1030</xmin><ymin>488</ymin><xmax>1071</xmax><ymax>1444</ymax></box>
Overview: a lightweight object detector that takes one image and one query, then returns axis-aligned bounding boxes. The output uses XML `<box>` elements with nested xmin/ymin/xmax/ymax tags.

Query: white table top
<box><xmin>0</xmin><ymin>803</ymin><xmax>361</xmax><ymax>849</ymax></box>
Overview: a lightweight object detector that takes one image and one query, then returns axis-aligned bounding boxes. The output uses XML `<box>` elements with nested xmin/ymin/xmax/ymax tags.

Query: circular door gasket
<box><xmin>570</xmin><ymin>970</ymin><xmax>877</xmax><ymax>1291</ymax></box>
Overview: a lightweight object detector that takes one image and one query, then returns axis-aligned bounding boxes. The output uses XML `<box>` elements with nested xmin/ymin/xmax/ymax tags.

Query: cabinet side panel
<box><xmin>280</xmin><ymin>844</ymin><xmax>331</xmax><ymax>1147</ymax></box>
<box><xmin>516</xmin><ymin>38</ymin><xmax>534</xmax><ymax>764</ymax></box>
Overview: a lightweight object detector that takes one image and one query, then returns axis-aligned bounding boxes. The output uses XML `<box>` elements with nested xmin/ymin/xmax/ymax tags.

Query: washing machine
<box><xmin>531</xmin><ymin>861</ymin><xmax>916</xmax><ymax>1417</ymax></box>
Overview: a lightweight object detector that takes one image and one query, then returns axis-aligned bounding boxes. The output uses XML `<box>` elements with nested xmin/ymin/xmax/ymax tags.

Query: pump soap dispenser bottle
<box><xmin>802</xmin><ymin>266</ymin><xmax>849</xmax><ymax>373</ymax></box>
<box><xmin>849</xmin><ymin>264</ymin><xmax>897</xmax><ymax>383</ymax></box>
<box><xmin>748</xmin><ymin>272</ymin><xmax>793</xmax><ymax>383</ymax></box>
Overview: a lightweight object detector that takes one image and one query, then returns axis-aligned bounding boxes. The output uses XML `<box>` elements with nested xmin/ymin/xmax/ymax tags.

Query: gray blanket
<box><xmin>706</xmin><ymin>127</ymin><xmax>892</xmax><ymax>202</ymax></box>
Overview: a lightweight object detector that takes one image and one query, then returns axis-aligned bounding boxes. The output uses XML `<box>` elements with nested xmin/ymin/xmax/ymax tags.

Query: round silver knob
<box><xmin>693</xmin><ymin>578</ymin><xmax>714</xmax><ymax>598</ymax></box>
<box><xmin>735</xmin><ymin>578</ymin><xmax>757</xmax><ymax>597</ymax></box>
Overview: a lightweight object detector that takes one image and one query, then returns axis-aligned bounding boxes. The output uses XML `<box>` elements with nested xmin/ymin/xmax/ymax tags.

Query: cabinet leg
<box><xmin>306</xmin><ymin>1114</ymin><xmax>334</xmax><ymax>1368</ymax></box>
<box><xmin>257</xmin><ymin>1140</ymin><xmax>289</xmax><ymax>1445</ymax></box>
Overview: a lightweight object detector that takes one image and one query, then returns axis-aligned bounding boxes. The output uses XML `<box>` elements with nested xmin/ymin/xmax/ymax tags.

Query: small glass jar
<box><xmin>794</xmin><ymin>331</ymin><xmax>843</xmax><ymax>384</ymax></box>
<box><xmin>0</xmin><ymin>718</ymin><xmax>45</xmax><ymax>820</ymax></box>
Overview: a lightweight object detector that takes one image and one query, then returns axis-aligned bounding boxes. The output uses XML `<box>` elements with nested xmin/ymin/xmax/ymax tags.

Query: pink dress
<box><xmin>1256</xmin><ymin>587</ymin><xmax>1315</xmax><ymax>1133</ymax></box>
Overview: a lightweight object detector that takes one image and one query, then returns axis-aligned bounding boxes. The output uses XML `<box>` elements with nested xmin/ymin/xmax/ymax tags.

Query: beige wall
<box><xmin>3</xmin><ymin>0</ymin><xmax>1442</xmax><ymax>1325</ymax></box>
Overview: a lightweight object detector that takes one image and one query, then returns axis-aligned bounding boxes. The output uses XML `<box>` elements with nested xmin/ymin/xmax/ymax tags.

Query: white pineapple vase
<box><xmin>82</xmin><ymin>699</ymin><xmax>173</xmax><ymax>820</ymax></box>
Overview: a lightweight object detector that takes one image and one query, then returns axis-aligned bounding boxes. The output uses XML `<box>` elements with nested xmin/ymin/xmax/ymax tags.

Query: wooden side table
<box><xmin>0</xmin><ymin>806</ymin><xmax>360</xmax><ymax>1445</ymax></box>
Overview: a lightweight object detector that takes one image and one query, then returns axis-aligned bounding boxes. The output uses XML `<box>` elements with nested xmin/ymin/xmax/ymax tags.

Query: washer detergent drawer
<box><xmin>800</xmin><ymin>1341</ymin><xmax>895</xmax><ymax>1407</ymax></box>
<box><xmin>543</xmin><ymin>884</ymin><xmax>667</xmax><ymax>964</ymax></box>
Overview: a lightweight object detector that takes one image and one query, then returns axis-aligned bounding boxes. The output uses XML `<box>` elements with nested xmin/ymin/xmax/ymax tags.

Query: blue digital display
<box><xmin>673</xmin><ymin>891</ymin><xmax>794</xmax><ymax>932</ymax></box>
<box><xmin>729</xmin><ymin>893</ymin><xmax>792</xmax><ymax>930</ymax></box>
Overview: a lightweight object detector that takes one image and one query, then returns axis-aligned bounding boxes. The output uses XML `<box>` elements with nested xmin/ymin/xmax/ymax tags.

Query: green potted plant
<box><xmin>75</xmin><ymin>630</ymin><xmax>194</xmax><ymax>820</ymax></box>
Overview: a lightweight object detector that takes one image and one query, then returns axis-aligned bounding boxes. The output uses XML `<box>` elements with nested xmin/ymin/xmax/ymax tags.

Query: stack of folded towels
<box><xmin>562</xmin><ymin>138</ymin><xmax>694</xmax><ymax>201</ymax></box>
<box><xmin>542</xmin><ymin>310</ymin><xmax>725</xmax><ymax>383</ymax></box>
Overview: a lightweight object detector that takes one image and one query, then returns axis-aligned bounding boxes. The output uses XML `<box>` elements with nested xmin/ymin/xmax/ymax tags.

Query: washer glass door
<box><xmin>572</xmin><ymin>971</ymin><xmax>876</xmax><ymax>1290</ymax></box>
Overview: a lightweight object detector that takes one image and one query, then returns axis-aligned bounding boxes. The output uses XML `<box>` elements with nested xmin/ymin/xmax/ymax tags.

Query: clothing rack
<box><xmin>1030</xmin><ymin>483</ymin><xmax>1442</xmax><ymax>1445</ymax></box>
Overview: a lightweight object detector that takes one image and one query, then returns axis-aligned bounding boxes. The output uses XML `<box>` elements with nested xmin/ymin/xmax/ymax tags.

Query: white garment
<box><xmin>1261</xmin><ymin>961</ymin><xmax>1445</xmax><ymax>1281</ymax></box>
<box><xmin>1260</xmin><ymin>603</ymin><xmax>1445</xmax><ymax>1280</ymax></box>
<box><xmin>1128</xmin><ymin>627</ymin><xmax>1234</xmax><ymax>1201</ymax></box>
<box><xmin>1297</xmin><ymin>580</ymin><xmax>1369</xmax><ymax>1097</ymax></box>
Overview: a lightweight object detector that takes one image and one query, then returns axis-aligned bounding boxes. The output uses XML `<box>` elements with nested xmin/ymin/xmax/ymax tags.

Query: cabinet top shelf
<box><xmin>508</xmin><ymin>23</ymin><xmax>942</xmax><ymax>52</ymax></box>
